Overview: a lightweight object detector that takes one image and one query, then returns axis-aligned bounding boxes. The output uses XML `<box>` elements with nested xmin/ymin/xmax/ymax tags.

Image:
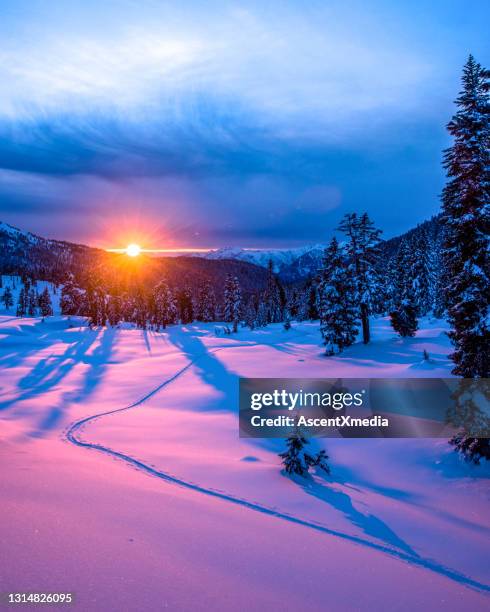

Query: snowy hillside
<box><xmin>0</xmin><ymin>275</ymin><xmax>61</xmax><ymax>315</ymax></box>
<box><xmin>1</xmin><ymin>314</ymin><xmax>488</xmax><ymax>610</ymax></box>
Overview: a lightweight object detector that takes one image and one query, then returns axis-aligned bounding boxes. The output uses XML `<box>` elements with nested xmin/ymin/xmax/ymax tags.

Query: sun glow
<box><xmin>125</xmin><ymin>243</ymin><xmax>141</xmax><ymax>257</ymax></box>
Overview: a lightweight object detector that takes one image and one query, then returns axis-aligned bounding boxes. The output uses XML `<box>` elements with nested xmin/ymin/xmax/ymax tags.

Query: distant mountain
<box><xmin>201</xmin><ymin>216</ymin><xmax>444</xmax><ymax>282</ymax></box>
<box><xmin>201</xmin><ymin>245</ymin><xmax>325</xmax><ymax>281</ymax></box>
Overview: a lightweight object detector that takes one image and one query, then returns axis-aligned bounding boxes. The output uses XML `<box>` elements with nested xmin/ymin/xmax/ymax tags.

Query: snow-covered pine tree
<box><xmin>390</xmin><ymin>298</ymin><xmax>418</xmax><ymax>337</ymax></box>
<box><xmin>287</xmin><ymin>289</ymin><xmax>300</xmax><ymax>320</ymax></box>
<box><xmin>410</xmin><ymin>229</ymin><xmax>432</xmax><ymax>316</ymax></box>
<box><xmin>153</xmin><ymin>280</ymin><xmax>177</xmax><ymax>329</ymax></box>
<box><xmin>177</xmin><ymin>288</ymin><xmax>194</xmax><ymax>324</ymax></box>
<box><xmin>60</xmin><ymin>274</ymin><xmax>83</xmax><ymax>316</ymax></box>
<box><xmin>27</xmin><ymin>288</ymin><xmax>37</xmax><ymax>316</ymax></box>
<box><xmin>389</xmin><ymin>238</ymin><xmax>419</xmax><ymax>336</ymax></box>
<box><xmin>243</xmin><ymin>294</ymin><xmax>258</xmax><ymax>329</ymax></box>
<box><xmin>107</xmin><ymin>294</ymin><xmax>122</xmax><ymax>327</ymax></box>
<box><xmin>441</xmin><ymin>55</ymin><xmax>490</xmax><ymax>378</ymax></box>
<box><xmin>317</xmin><ymin>237</ymin><xmax>359</xmax><ymax>355</ymax></box>
<box><xmin>1</xmin><ymin>286</ymin><xmax>14</xmax><ymax>310</ymax></box>
<box><xmin>431</xmin><ymin>230</ymin><xmax>447</xmax><ymax>318</ymax></box>
<box><xmin>263</xmin><ymin>259</ymin><xmax>283</xmax><ymax>323</ymax></box>
<box><xmin>279</xmin><ymin>430</ymin><xmax>330</xmax><ymax>476</ymax></box>
<box><xmin>38</xmin><ymin>287</ymin><xmax>53</xmax><ymax>319</ymax></box>
<box><xmin>338</xmin><ymin>212</ymin><xmax>382</xmax><ymax>343</ymax></box>
<box><xmin>283</xmin><ymin>307</ymin><xmax>291</xmax><ymax>331</ymax></box>
<box><xmin>387</xmin><ymin>241</ymin><xmax>407</xmax><ymax>312</ymax></box>
<box><xmin>16</xmin><ymin>287</ymin><xmax>27</xmax><ymax>317</ymax></box>
<box><xmin>133</xmin><ymin>287</ymin><xmax>149</xmax><ymax>329</ymax></box>
<box><xmin>196</xmin><ymin>281</ymin><xmax>216</xmax><ymax>322</ymax></box>
<box><xmin>256</xmin><ymin>301</ymin><xmax>268</xmax><ymax>328</ymax></box>
<box><xmin>441</xmin><ymin>56</ymin><xmax>490</xmax><ymax>462</ymax></box>
<box><xmin>304</xmin><ymin>279</ymin><xmax>319</xmax><ymax>320</ymax></box>
<box><xmin>224</xmin><ymin>274</ymin><xmax>241</xmax><ymax>332</ymax></box>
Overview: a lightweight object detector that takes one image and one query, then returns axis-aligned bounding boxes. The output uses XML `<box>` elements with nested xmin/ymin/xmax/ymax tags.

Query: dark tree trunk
<box><xmin>360</xmin><ymin>302</ymin><xmax>370</xmax><ymax>344</ymax></box>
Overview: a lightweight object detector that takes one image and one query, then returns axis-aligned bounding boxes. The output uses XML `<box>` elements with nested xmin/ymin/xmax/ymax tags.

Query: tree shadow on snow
<box><xmin>28</xmin><ymin>327</ymin><xmax>118</xmax><ymax>437</ymax></box>
<box><xmin>166</xmin><ymin>326</ymin><xmax>237</xmax><ymax>412</ymax></box>
<box><xmin>294</xmin><ymin>473</ymin><xmax>418</xmax><ymax>557</ymax></box>
<box><xmin>0</xmin><ymin>327</ymin><xmax>99</xmax><ymax>412</ymax></box>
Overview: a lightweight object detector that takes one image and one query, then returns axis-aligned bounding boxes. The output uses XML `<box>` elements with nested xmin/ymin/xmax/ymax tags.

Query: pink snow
<box><xmin>0</xmin><ymin>314</ymin><xmax>488</xmax><ymax>611</ymax></box>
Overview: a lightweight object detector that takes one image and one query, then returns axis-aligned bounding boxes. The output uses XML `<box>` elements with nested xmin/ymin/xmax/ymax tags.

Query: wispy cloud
<box><xmin>0</xmin><ymin>0</ymin><xmax>488</xmax><ymax>246</ymax></box>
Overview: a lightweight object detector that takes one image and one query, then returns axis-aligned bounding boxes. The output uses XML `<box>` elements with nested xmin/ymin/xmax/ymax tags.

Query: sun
<box><xmin>126</xmin><ymin>243</ymin><xmax>141</xmax><ymax>257</ymax></box>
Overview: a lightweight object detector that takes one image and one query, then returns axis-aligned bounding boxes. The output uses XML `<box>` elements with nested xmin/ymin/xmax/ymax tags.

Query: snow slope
<box><xmin>0</xmin><ymin>276</ymin><xmax>61</xmax><ymax>315</ymax></box>
<box><xmin>0</xmin><ymin>315</ymin><xmax>488</xmax><ymax>611</ymax></box>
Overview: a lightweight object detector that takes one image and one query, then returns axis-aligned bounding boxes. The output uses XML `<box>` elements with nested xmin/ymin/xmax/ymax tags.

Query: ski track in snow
<box><xmin>65</xmin><ymin>341</ymin><xmax>490</xmax><ymax>595</ymax></box>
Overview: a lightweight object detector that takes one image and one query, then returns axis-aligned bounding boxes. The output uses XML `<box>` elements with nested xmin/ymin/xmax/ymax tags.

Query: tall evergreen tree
<box><xmin>27</xmin><ymin>288</ymin><xmax>38</xmax><ymax>316</ymax></box>
<box><xmin>304</xmin><ymin>279</ymin><xmax>319</xmax><ymax>320</ymax></box>
<box><xmin>1</xmin><ymin>286</ymin><xmax>14</xmax><ymax>310</ymax></box>
<box><xmin>317</xmin><ymin>238</ymin><xmax>359</xmax><ymax>355</ymax></box>
<box><xmin>441</xmin><ymin>55</ymin><xmax>490</xmax><ymax>378</ymax></box>
<box><xmin>196</xmin><ymin>281</ymin><xmax>216</xmax><ymax>322</ymax></box>
<box><xmin>60</xmin><ymin>274</ymin><xmax>83</xmax><ymax>316</ymax></box>
<box><xmin>441</xmin><ymin>56</ymin><xmax>490</xmax><ymax>462</ymax></box>
<box><xmin>177</xmin><ymin>288</ymin><xmax>194</xmax><ymax>324</ymax></box>
<box><xmin>264</xmin><ymin>259</ymin><xmax>283</xmax><ymax>323</ymax></box>
<box><xmin>107</xmin><ymin>294</ymin><xmax>122</xmax><ymax>327</ymax></box>
<box><xmin>153</xmin><ymin>280</ymin><xmax>177</xmax><ymax>329</ymax></box>
<box><xmin>410</xmin><ymin>229</ymin><xmax>432</xmax><ymax>316</ymax></box>
<box><xmin>338</xmin><ymin>212</ymin><xmax>382</xmax><ymax>343</ymax></box>
<box><xmin>223</xmin><ymin>274</ymin><xmax>241</xmax><ymax>332</ymax></box>
<box><xmin>16</xmin><ymin>287</ymin><xmax>27</xmax><ymax>317</ymax></box>
<box><xmin>389</xmin><ymin>239</ymin><xmax>419</xmax><ymax>337</ymax></box>
<box><xmin>38</xmin><ymin>287</ymin><xmax>53</xmax><ymax>319</ymax></box>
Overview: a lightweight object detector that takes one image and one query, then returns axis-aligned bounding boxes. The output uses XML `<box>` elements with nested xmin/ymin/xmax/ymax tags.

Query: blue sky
<box><xmin>0</xmin><ymin>0</ymin><xmax>488</xmax><ymax>248</ymax></box>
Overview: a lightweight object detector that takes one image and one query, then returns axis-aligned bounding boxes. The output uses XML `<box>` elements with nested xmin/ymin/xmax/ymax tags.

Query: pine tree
<box><xmin>60</xmin><ymin>274</ymin><xmax>83</xmax><ymax>316</ymax></box>
<box><xmin>133</xmin><ymin>287</ymin><xmax>149</xmax><ymax>329</ymax></box>
<box><xmin>338</xmin><ymin>212</ymin><xmax>382</xmax><ymax>343</ymax></box>
<box><xmin>390</xmin><ymin>298</ymin><xmax>418</xmax><ymax>337</ymax></box>
<box><xmin>441</xmin><ymin>55</ymin><xmax>490</xmax><ymax>378</ymax></box>
<box><xmin>223</xmin><ymin>274</ymin><xmax>241</xmax><ymax>332</ymax></box>
<box><xmin>1</xmin><ymin>286</ymin><xmax>14</xmax><ymax>310</ymax></box>
<box><xmin>283</xmin><ymin>308</ymin><xmax>292</xmax><ymax>331</ymax></box>
<box><xmin>153</xmin><ymin>280</ymin><xmax>177</xmax><ymax>329</ymax></box>
<box><xmin>389</xmin><ymin>239</ymin><xmax>419</xmax><ymax>337</ymax></box>
<box><xmin>244</xmin><ymin>294</ymin><xmax>259</xmax><ymax>329</ymax></box>
<box><xmin>279</xmin><ymin>431</ymin><xmax>330</xmax><ymax>476</ymax></box>
<box><xmin>264</xmin><ymin>259</ymin><xmax>283</xmax><ymax>323</ymax></box>
<box><xmin>411</xmin><ymin>229</ymin><xmax>432</xmax><ymax>316</ymax></box>
<box><xmin>107</xmin><ymin>294</ymin><xmax>122</xmax><ymax>327</ymax></box>
<box><xmin>175</xmin><ymin>288</ymin><xmax>193</xmax><ymax>324</ymax></box>
<box><xmin>16</xmin><ymin>288</ymin><xmax>27</xmax><ymax>317</ymax></box>
<box><xmin>38</xmin><ymin>287</ymin><xmax>53</xmax><ymax>319</ymax></box>
<box><xmin>304</xmin><ymin>279</ymin><xmax>319</xmax><ymax>320</ymax></box>
<box><xmin>441</xmin><ymin>56</ymin><xmax>490</xmax><ymax>462</ymax></box>
<box><xmin>317</xmin><ymin>238</ymin><xmax>359</xmax><ymax>355</ymax></box>
<box><xmin>27</xmin><ymin>289</ymin><xmax>37</xmax><ymax>316</ymax></box>
<box><xmin>196</xmin><ymin>281</ymin><xmax>216</xmax><ymax>322</ymax></box>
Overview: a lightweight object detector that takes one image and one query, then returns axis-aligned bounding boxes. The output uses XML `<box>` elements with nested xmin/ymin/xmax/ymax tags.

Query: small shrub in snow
<box><xmin>279</xmin><ymin>432</ymin><xmax>330</xmax><ymax>476</ymax></box>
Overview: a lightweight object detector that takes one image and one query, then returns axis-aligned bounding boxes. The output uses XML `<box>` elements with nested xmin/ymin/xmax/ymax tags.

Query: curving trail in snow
<box><xmin>65</xmin><ymin>343</ymin><xmax>490</xmax><ymax>595</ymax></box>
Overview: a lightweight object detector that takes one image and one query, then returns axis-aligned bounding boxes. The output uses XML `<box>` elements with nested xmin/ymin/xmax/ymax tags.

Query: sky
<box><xmin>0</xmin><ymin>0</ymin><xmax>489</xmax><ymax>249</ymax></box>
